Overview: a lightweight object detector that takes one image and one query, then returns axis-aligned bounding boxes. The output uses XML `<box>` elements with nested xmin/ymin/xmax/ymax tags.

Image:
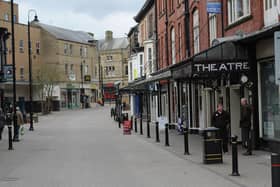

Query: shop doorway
<box><xmin>230</xmin><ymin>86</ymin><xmax>242</xmax><ymax>138</ymax></box>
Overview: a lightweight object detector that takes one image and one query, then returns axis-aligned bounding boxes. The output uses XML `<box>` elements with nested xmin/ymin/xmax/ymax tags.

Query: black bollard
<box><xmin>165</xmin><ymin>123</ymin><xmax>169</xmax><ymax>146</ymax></box>
<box><xmin>8</xmin><ymin>125</ymin><xmax>13</xmax><ymax>150</ymax></box>
<box><xmin>272</xmin><ymin>153</ymin><xmax>280</xmax><ymax>187</ymax></box>
<box><xmin>231</xmin><ymin>136</ymin><xmax>240</xmax><ymax>176</ymax></box>
<box><xmin>147</xmin><ymin>120</ymin><xmax>151</xmax><ymax>138</ymax></box>
<box><xmin>184</xmin><ymin>128</ymin><xmax>190</xmax><ymax>155</ymax></box>
<box><xmin>155</xmin><ymin>121</ymin><xmax>160</xmax><ymax>142</ymax></box>
<box><xmin>140</xmin><ymin>115</ymin><xmax>143</xmax><ymax>135</ymax></box>
<box><xmin>130</xmin><ymin>116</ymin><xmax>133</xmax><ymax>130</ymax></box>
<box><xmin>134</xmin><ymin>117</ymin><xmax>138</xmax><ymax>133</ymax></box>
<box><xmin>118</xmin><ymin>118</ymin><xmax>121</xmax><ymax>128</ymax></box>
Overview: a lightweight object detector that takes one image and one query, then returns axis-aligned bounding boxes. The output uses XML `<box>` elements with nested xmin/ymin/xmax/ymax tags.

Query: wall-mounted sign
<box><xmin>84</xmin><ymin>75</ymin><xmax>91</xmax><ymax>82</ymax></box>
<box><xmin>3</xmin><ymin>65</ymin><xmax>13</xmax><ymax>81</ymax></box>
<box><xmin>207</xmin><ymin>2</ymin><xmax>221</xmax><ymax>14</ymax></box>
<box><xmin>193</xmin><ymin>62</ymin><xmax>250</xmax><ymax>74</ymax></box>
<box><xmin>69</xmin><ymin>72</ymin><xmax>76</xmax><ymax>81</ymax></box>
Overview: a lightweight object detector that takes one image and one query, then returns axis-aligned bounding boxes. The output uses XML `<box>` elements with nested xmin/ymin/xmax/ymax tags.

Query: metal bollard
<box><xmin>8</xmin><ymin>125</ymin><xmax>13</xmax><ymax>150</ymax></box>
<box><xmin>184</xmin><ymin>128</ymin><xmax>190</xmax><ymax>155</ymax></box>
<box><xmin>271</xmin><ymin>153</ymin><xmax>280</xmax><ymax>187</ymax></box>
<box><xmin>147</xmin><ymin>120</ymin><xmax>151</xmax><ymax>138</ymax></box>
<box><xmin>140</xmin><ymin>115</ymin><xmax>143</xmax><ymax>135</ymax></box>
<box><xmin>165</xmin><ymin>123</ymin><xmax>169</xmax><ymax>146</ymax></box>
<box><xmin>134</xmin><ymin>117</ymin><xmax>138</xmax><ymax>133</ymax></box>
<box><xmin>118</xmin><ymin>118</ymin><xmax>121</xmax><ymax>128</ymax></box>
<box><xmin>155</xmin><ymin>121</ymin><xmax>160</xmax><ymax>142</ymax></box>
<box><xmin>231</xmin><ymin>136</ymin><xmax>240</xmax><ymax>176</ymax></box>
<box><xmin>130</xmin><ymin>116</ymin><xmax>133</xmax><ymax>130</ymax></box>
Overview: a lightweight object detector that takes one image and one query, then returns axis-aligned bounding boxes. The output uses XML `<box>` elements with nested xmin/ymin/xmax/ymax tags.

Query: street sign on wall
<box><xmin>274</xmin><ymin>31</ymin><xmax>280</xmax><ymax>85</ymax></box>
<box><xmin>207</xmin><ymin>2</ymin><xmax>221</xmax><ymax>14</ymax></box>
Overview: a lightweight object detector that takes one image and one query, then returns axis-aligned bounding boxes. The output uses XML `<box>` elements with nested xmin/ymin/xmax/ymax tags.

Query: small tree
<box><xmin>34</xmin><ymin>63</ymin><xmax>62</xmax><ymax>114</ymax></box>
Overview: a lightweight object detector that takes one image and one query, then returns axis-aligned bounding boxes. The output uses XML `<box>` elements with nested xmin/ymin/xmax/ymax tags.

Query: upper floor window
<box><xmin>80</xmin><ymin>46</ymin><xmax>83</xmax><ymax>57</ymax></box>
<box><xmin>107</xmin><ymin>56</ymin><xmax>113</xmax><ymax>61</ymax></box>
<box><xmin>264</xmin><ymin>0</ymin><xmax>279</xmax><ymax>26</ymax></box>
<box><xmin>69</xmin><ymin>44</ymin><xmax>73</xmax><ymax>56</ymax></box>
<box><xmin>125</xmin><ymin>65</ymin><xmax>128</xmax><ymax>76</ymax></box>
<box><xmin>171</xmin><ymin>27</ymin><xmax>176</xmax><ymax>65</ymax></box>
<box><xmin>64</xmin><ymin>43</ymin><xmax>69</xmax><ymax>55</ymax></box>
<box><xmin>227</xmin><ymin>0</ymin><xmax>251</xmax><ymax>24</ymax></box>
<box><xmin>36</xmin><ymin>42</ymin><xmax>40</xmax><ymax>55</ymax></box>
<box><xmin>169</xmin><ymin>0</ymin><xmax>174</xmax><ymax>13</ymax></box>
<box><xmin>193</xmin><ymin>9</ymin><xmax>200</xmax><ymax>54</ymax></box>
<box><xmin>209</xmin><ymin>13</ymin><xmax>217</xmax><ymax>46</ymax></box>
<box><xmin>19</xmin><ymin>40</ymin><xmax>24</xmax><ymax>53</ymax></box>
<box><xmin>83</xmin><ymin>47</ymin><xmax>88</xmax><ymax>57</ymax></box>
<box><xmin>140</xmin><ymin>54</ymin><xmax>143</xmax><ymax>77</ymax></box>
<box><xmin>178</xmin><ymin>23</ymin><xmax>183</xmax><ymax>61</ymax></box>
<box><xmin>13</xmin><ymin>15</ymin><xmax>17</xmax><ymax>23</ymax></box>
<box><xmin>4</xmin><ymin>13</ymin><xmax>9</xmax><ymax>21</ymax></box>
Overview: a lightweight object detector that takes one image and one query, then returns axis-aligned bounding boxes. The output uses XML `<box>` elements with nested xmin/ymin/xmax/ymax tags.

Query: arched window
<box><xmin>171</xmin><ymin>27</ymin><xmax>176</xmax><ymax>65</ymax></box>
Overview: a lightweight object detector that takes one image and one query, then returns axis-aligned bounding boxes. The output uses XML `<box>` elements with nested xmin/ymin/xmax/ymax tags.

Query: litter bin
<box><xmin>200</xmin><ymin>127</ymin><xmax>223</xmax><ymax>164</ymax></box>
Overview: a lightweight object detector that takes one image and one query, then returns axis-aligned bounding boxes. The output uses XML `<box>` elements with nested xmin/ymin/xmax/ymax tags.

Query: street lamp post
<box><xmin>28</xmin><ymin>9</ymin><xmax>38</xmax><ymax>131</ymax></box>
<box><xmin>80</xmin><ymin>60</ymin><xmax>85</xmax><ymax>109</ymax></box>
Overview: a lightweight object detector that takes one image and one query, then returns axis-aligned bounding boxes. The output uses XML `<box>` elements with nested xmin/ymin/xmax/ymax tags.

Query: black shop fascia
<box><xmin>172</xmin><ymin>40</ymin><xmax>251</xmax><ymax>85</ymax></box>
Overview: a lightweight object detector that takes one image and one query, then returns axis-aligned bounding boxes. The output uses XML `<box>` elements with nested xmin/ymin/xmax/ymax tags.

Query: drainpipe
<box><xmin>154</xmin><ymin>0</ymin><xmax>159</xmax><ymax>71</ymax></box>
<box><xmin>165</xmin><ymin>0</ymin><xmax>169</xmax><ymax>67</ymax></box>
<box><xmin>184</xmin><ymin>0</ymin><xmax>191</xmax><ymax>57</ymax></box>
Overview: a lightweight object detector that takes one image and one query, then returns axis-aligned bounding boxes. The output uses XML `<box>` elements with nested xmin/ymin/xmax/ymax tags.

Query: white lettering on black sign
<box><xmin>193</xmin><ymin>62</ymin><xmax>250</xmax><ymax>73</ymax></box>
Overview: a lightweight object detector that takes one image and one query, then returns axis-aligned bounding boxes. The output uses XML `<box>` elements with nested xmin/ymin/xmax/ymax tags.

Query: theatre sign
<box><xmin>193</xmin><ymin>62</ymin><xmax>250</xmax><ymax>74</ymax></box>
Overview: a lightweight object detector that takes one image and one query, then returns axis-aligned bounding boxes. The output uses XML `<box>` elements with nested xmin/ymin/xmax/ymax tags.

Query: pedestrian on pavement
<box><xmin>240</xmin><ymin>98</ymin><xmax>252</xmax><ymax>156</ymax></box>
<box><xmin>13</xmin><ymin>107</ymin><xmax>24</xmax><ymax>142</ymax></box>
<box><xmin>211</xmin><ymin>103</ymin><xmax>230</xmax><ymax>153</ymax></box>
<box><xmin>0</xmin><ymin>108</ymin><xmax>6</xmax><ymax>141</ymax></box>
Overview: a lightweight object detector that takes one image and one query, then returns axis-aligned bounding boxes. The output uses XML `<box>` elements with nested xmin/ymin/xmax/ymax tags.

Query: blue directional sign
<box><xmin>207</xmin><ymin>2</ymin><xmax>221</xmax><ymax>14</ymax></box>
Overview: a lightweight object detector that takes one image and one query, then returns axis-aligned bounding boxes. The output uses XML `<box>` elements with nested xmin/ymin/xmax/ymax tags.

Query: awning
<box><xmin>172</xmin><ymin>40</ymin><xmax>250</xmax><ymax>80</ymax></box>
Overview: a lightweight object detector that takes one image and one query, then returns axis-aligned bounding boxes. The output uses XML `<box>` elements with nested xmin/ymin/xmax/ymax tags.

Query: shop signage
<box><xmin>274</xmin><ymin>31</ymin><xmax>280</xmax><ymax>85</ymax></box>
<box><xmin>207</xmin><ymin>2</ymin><xmax>221</xmax><ymax>14</ymax></box>
<box><xmin>84</xmin><ymin>75</ymin><xmax>91</xmax><ymax>82</ymax></box>
<box><xmin>193</xmin><ymin>62</ymin><xmax>250</xmax><ymax>74</ymax></box>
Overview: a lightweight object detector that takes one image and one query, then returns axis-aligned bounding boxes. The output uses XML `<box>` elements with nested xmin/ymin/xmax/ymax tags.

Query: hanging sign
<box><xmin>207</xmin><ymin>2</ymin><xmax>221</xmax><ymax>14</ymax></box>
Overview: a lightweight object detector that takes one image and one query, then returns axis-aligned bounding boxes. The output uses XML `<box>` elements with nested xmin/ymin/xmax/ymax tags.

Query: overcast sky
<box><xmin>15</xmin><ymin>0</ymin><xmax>145</xmax><ymax>39</ymax></box>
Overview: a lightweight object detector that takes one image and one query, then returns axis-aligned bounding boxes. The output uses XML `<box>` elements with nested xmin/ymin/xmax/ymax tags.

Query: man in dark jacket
<box><xmin>240</xmin><ymin>98</ymin><xmax>252</xmax><ymax>155</ymax></box>
<box><xmin>212</xmin><ymin>103</ymin><xmax>230</xmax><ymax>153</ymax></box>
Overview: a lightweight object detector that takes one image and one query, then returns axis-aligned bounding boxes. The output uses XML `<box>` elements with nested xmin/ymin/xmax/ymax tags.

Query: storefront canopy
<box><xmin>172</xmin><ymin>40</ymin><xmax>250</xmax><ymax>80</ymax></box>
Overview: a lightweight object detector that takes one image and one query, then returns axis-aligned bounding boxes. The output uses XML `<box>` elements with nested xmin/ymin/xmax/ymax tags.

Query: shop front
<box><xmin>61</xmin><ymin>83</ymin><xmax>80</xmax><ymax>110</ymax></box>
<box><xmin>172</xmin><ymin>40</ymin><xmax>255</xmax><ymax>141</ymax></box>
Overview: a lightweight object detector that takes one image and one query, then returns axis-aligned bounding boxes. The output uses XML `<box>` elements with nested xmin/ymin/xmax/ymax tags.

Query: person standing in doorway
<box><xmin>240</xmin><ymin>98</ymin><xmax>252</xmax><ymax>156</ymax></box>
<box><xmin>212</xmin><ymin>103</ymin><xmax>230</xmax><ymax>153</ymax></box>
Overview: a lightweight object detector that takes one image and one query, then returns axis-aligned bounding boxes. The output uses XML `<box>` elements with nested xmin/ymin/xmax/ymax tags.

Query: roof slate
<box><xmin>98</xmin><ymin>37</ymin><xmax>129</xmax><ymax>51</ymax></box>
<box><xmin>34</xmin><ymin>22</ymin><xmax>94</xmax><ymax>44</ymax></box>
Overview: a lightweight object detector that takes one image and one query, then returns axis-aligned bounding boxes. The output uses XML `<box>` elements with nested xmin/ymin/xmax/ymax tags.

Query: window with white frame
<box><xmin>69</xmin><ymin>44</ymin><xmax>73</xmax><ymax>56</ymax></box>
<box><xmin>209</xmin><ymin>13</ymin><xmax>217</xmax><ymax>46</ymax></box>
<box><xmin>64</xmin><ymin>43</ymin><xmax>68</xmax><ymax>55</ymax></box>
<box><xmin>264</xmin><ymin>0</ymin><xmax>279</xmax><ymax>26</ymax></box>
<box><xmin>227</xmin><ymin>0</ymin><xmax>251</xmax><ymax>24</ymax></box>
<box><xmin>19</xmin><ymin>40</ymin><xmax>24</xmax><ymax>53</ymax></box>
<box><xmin>148</xmin><ymin>48</ymin><xmax>153</xmax><ymax>74</ymax></box>
<box><xmin>107</xmin><ymin>56</ymin><xmax>113</xmax><ymax>61</ymax></box>
<box><xmin>140</xmin><ymin>54</ymin><xmax>143</xmax><ymax>77</ymax></box>
<box><xmin>171</xmin><ymin>27</ymin><xmax>176</xmax><ymax>64</ymax></box>
<box><xmin>83</xmin><ymin>47</ymin><xmax>88</xmax><ymax>57</ymax></box>
<box><xmin>193</xmin><ymin>9</ymin><xmax>200</xmax><ymax>54</ymax></box>
<box><xmin>4</xmin><ymin>13</ymin><xmax>9</xmax><ymax>21</ymax></box>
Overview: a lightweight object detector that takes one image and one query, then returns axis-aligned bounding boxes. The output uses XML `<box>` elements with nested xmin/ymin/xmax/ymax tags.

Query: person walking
<box><xmin>240</xmin><ymin>98</ymin><xmax>252</xmax><ymax>156</ymax></box>
<box><xmin>0</xmin><ymin>108</ymin><xmax>5</xmax><ymax>141</ymax></box>
<box><xmin>212</xmin><ymin>103</ymin><xmax>230</xmax><ymax>153</ymax></box>
<box><xmin>13</xmin><ymin>107</ymin><xmax>24</xmax><ymax>142</ymax></box>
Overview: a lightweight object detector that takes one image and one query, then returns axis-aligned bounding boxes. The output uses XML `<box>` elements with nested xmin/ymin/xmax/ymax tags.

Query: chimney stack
<box><xmin>105</xmin><ymin>30</ymin><xmax>113</xmax><ymax>41</ymax></box>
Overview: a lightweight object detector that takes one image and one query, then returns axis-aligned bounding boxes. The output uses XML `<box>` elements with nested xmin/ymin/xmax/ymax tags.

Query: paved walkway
<box><xmin>0</xmin><ymin>106</ymin><xmax>270</xmax><ymax>187</ymax></box>
<box><xmin>132</xmin><ymin>117</ymin><xmax>271</xmax><ymax>187</ymax></box>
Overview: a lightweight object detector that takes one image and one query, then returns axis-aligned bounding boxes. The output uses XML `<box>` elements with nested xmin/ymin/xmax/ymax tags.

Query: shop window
<box><xmin>260</xmin><ymin>62</ymin><xmax>280</xmax><ymax>140</ymax></box>
<box><xmin>227</xmin><ymin>0</ymin><xmax>251</xmax><ymax>24</ymax></box>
